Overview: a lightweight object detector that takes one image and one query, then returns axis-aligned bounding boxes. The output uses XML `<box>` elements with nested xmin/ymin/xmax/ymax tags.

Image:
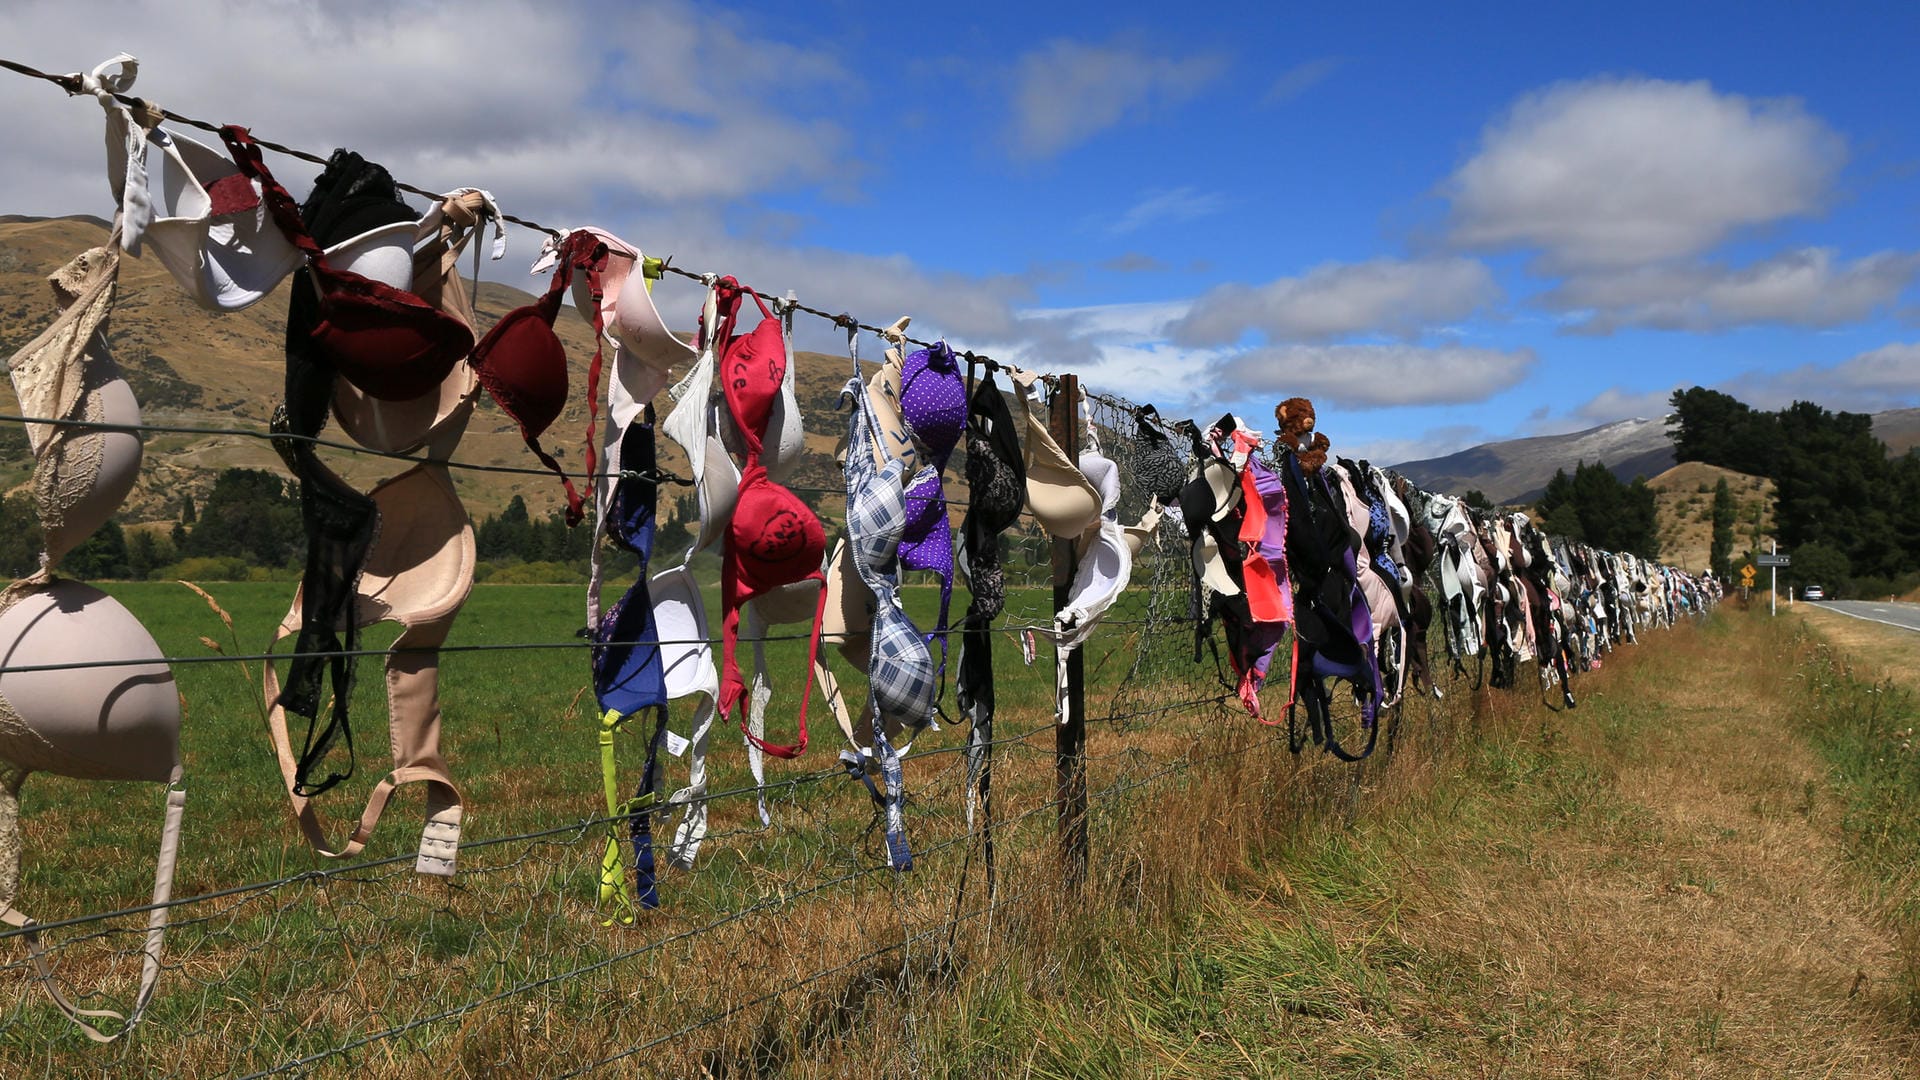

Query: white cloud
<box><xmin>1446</xmin><ymin>77</ymin><xmax>1845</xmax><ymax>270</ymax></box>
<box><xmin>1263</xmin><ymin>57</ymin><xmax>1342</xmax><ymax>106</ymax></box>
<box><xmin>1009</xmin><ymin>39</ymin><xmax>1227</xmax><ymax>159</ymax></box>
<box><xmin>1532</xmin><ymin>386</ymin><xmax>1680</xmax><ymax>436</ymax></box>
<box><xmin>973</xmin><ymin>300</ymin><xmax>1225</xmax><ymax>407</ymax></box>
<box><xmin>0</xmin><ymin>1</ymin><xmax>1067</xmax><ymax>373</ymax></box>
<box><xmin>1209</xmin><ymin>344</ymin><xmax>1537</xmax><ymax>410</ymax></box>
<box><xmin>1723</xmin><ymin>342</ymin><xmax>1920</xmax><ymax>412</ymax></box>
<box><xmin>1546</xmin><ymin>248</ymin><xmax>1920</xmax><ymax>334</ymax></box>
<box><xmin>585</xmin><ymin>206</ymin><xmax>1042</xmax><ymax>354</ymax></box>
<box><xmin>1348</xmin><ymin>424</ymin><xmax>1492</xmax><ymax>467</ymax></box>
<box><xmin>1108</xmin><ymin>186</ymin><xmax>1228</xmax><ymax>235</ymax></box>
<box><xmin>0</xmin><ymin>0</ymin><xmax>855</xmax><ymax>221</ymax></box>
<box><xmin>1168</xmin><ymin>257</ymin><xmax>1501</xmax><ymax>345</ymax></box>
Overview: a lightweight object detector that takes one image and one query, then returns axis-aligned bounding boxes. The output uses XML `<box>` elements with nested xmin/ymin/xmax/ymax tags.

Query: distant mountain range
<box><xmin>1392</xmin><ymin>418</ymin><xmax>1677</xmax><ymax>504</ymax></box>
<box><xmin>1394</xmin><ymin>408</ymin><xmax>1920</xmax><ymax>506</ymax></box>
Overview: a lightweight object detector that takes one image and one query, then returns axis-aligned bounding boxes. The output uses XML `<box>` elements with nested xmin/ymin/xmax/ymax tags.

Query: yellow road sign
<box><xmin>1740</xmin><ymin>565</ymin><xmax>1756</xmax><ymax>586</ymax></box>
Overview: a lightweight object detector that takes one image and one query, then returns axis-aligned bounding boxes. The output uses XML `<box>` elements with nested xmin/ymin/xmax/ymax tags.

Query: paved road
<box><xmin>1813</xmin><ymin>600</ymin><xmax>1920</xmax><ymax>633</ymax></box>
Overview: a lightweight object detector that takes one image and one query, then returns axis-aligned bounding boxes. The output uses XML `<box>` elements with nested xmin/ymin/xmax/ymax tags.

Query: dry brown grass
<box><xmin>877</xmin><ymin>614</ymin><xmax>1920</xmax><ymax>1078</ymax></box>
<box><xmin>1368</xmin><ymin>620</ymin><xmax>1915</xmax><ymax>1077</ymax></box>
<box><xmin>1648</xmin><ymin>462</ymin><xmax>1774</xmax><ymax>574</ymax></box>
<box><xmin>1797</xmin><ymin>606</ymin><xmax>1920</xmax><ymax>696</ymax></box>
<box><xmin>13</xmin><ymin>609</ymin><xmax>1914</xmax><ymax>1078</ymax></box>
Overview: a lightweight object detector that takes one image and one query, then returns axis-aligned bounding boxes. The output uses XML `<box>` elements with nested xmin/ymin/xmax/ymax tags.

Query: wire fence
<box><xmin>0</xmin><ymin>368</ymin><xmax>1319</xmax><ymax>1075</ymax></box>
<box><xmin>0</xmin><ymin>369</ymin><xmax>1699</xmax><ymax>1077</ymax></box>
<box><xmin>0</xmin><ymin>54</ymin><xmax>1713</xmax><ymax>1074</ymax></box>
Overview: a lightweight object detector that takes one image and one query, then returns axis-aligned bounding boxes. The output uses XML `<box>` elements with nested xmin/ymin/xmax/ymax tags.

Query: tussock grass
<box><xmin>5</xmin><ymin>587</ymin><xmax>1915</xmax><ymax>1078</ymax></box>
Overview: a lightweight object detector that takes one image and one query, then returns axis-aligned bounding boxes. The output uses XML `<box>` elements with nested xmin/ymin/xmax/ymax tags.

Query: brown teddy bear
<box><xmin>1274</xmin><ymin>396</ymin><xmax>1329</xmax><ymax>474</ymax></box>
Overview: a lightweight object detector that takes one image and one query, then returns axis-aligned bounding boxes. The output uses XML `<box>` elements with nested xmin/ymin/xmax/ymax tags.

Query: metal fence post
<box><xmin>1050</xmin><ymin>374</ymin><xmax>1088</xmax><ymax>887</ymax></box>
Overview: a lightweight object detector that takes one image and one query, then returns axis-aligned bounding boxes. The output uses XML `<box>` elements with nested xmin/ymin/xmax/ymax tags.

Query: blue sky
<box><xmin>6</xmin><ymin>0</ymin><xmax>1919</xmax><ymax>463</ymax></box>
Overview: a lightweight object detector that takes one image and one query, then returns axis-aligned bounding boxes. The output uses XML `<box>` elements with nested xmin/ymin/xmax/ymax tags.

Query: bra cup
<box><xmin>719</xmin><ymin>319</ymin><xmax>784</xmax><ymax>453</ymax></box>
<box><xmin>354</xmin><ymin>466</ymin><xmax>475</xmax><ymax>630</ymax></box>
<box><xmin>112</xmin><ymin>122</ymin><xmax>302</xmax><ymax>311</ymax></box>
<box><xmin>1059</xmin><ymin>520</ymin><xmax>1131</xmax><ymax>651</ymax></box>
<box><xmin>609</xmin><ymin>342</ymin><xmax>674</xmax><ymax>434</ymax></box>
<box><xmin>0</xmin><ymin>580</ymin><xmax>179</xmax><ymax>784</ymax></box>
<box><xmin>1078</xmin><ymin>450</ymin><xmax>1122</xmax><ymax>519</ymax></box>
<box><xmin>471</xmin><ymin>303</ymin><xmax>571</xmax><ymax>441</ymax></box>
<box><xmin>40</xmin><ymin>376</ymin><xmax>144</xmax><ymax>570</ymax></box>
<box><xmin>730</xmin><ymin>472</ymin><xmax>825</xmax><ymax>589</ymax></box>
<box><xmin>897</xmin><ymin>471</ymin><xmax>946</xmax><ymax>543</ymax></box>
<box><xmin>1027</xmin><ymin>470</ymin><xmax>1101</xmax><ymax>540</ymax></box>
<box><xmin>610</xmin><ymin>255</ymin><xmax>698</xmax><ymax>381</ymax></box>
<box><xmin>1122</xmin><ymin>506</ymin><xmax>1162</xmax><ymax>559</ymax></box>
<box><xmin>1198</xmin><ymin>532</ymin><xmax>1243</xmax><ymax>597</ymax></box>
<box><xmin>761</xmin><ymin>348</ymin><xmax>806</xmax><ymax>483</ymax></box>
<box><xmin>750</xmin><ymin>577</ymin><xmax>824</xmax><ymax>626</ymax></box>
<box><xmin>966</xmin><ymin>434</ymin><xmax>1024</xmax><ymax>527</ymax></box>
<box><xmin>865</xmin><ymin>363</ymin><xmax>919</xmax><ymax>474</ymax></box>
<box><xmin>898</xmin><ymin>345</ymin><xmax>966</xmax><ymax>467</ymax></box>
<box><xmin>651</xmin><ymin>564</ymin><xmax>718</xmax><ymax>702</ymax></box>
<box><xmin>1018</xmin><ymin>386</ymin><xmax>1102</xmax><ymax>540</ymax></box>
<box><xmin>847</xmin><ymin>455</ymin><xmax>909</xmax><ymax>576</ymax></box>
<box><xmin>865</xmin><ymin>603</ymin><xmax>935</xmax><ymax>736</ymax></box>
<box><xmin>692</xmin><ymin>435</ymin><xmax>741</xmax><ymax>554</ymax></box>
<box><xmin>323</xmin><ymin>220</ymin><xmax>417</xmax><ymax>290</ymax></box>
<box><xmin>332</xmin><ymin>359</ymin><xmax>479</xmax><ymax>455</ymax></box>
<box><xmin>334</xmin><ymin>208</ymin><xmax>484</xmax><ymax>455</ymax></box>
<box><xmin>819</xmin><ymin>542</ymin><xmax>874</xmax><ymax>668</ymax></box>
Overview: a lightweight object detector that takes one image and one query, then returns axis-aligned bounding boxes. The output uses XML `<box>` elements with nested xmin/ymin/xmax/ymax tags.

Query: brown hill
<box><xmin>1396</xmin><ymin>406</ymin><xmax>1919</xmax><ymax>509</ymax></box>
<box><xmin>1873</xmin><ymin>407</ymin><xmax>1920</xmax><ymax>457</ymax></box>
<box><xmin>1648</xmin><ymin>461</ymin><xmax>1774</xmax><ymax>574</ymax></box>
<box><xmin>0</xmin><ymin>215</ymin><xmax>897</xmax><ymax>530</ymax></box>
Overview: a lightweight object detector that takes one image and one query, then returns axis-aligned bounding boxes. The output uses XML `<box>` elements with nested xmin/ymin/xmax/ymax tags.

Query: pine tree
<box><xmin>1709</xmin><ymin>478</ymin><xmax>1736</xmax><ymax>578</ymax></box>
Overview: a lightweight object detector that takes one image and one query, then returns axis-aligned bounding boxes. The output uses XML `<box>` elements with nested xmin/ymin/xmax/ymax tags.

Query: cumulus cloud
<box><xmin>972</xmin><ymin>300</ymin><xmax>1221</xmax><ymax>407</ymax></box>
<box><xmin>1529</xmin><ymin>386</ymin><xmax>1680</xmax><ymax>436</ymax></box>
<box><xmin>1009</xmin><ymin>39</ymin><xmax>1227</xmax><ymax>158</ymax></box>
<box><xmin>592</xmin><ymin>204</ymin><xmax>1040</xmax><ymax>353</ymax></box>
<box><xmin>0</xmin><ymin>0</ymin><xmax>856</xmax><ymax>221</ymax></box>
<box><xmin>0</xmin><ymin>1</ymin><xmax>1067</xmax><ymax>369</ymax></box>
<box><xmin>1347</xmin><ymin>424</ymin><xmax>1492</xmax><ymax>467</ymax></box>
<box><xmin>1108</xmin><ymin>187</ymin><xmax>1227</xmax><ymax>235</ymax></box>
<box><xmin>1168</xmin><ymin>257</ymin><xmax>1501</xmax><ymax>345</ymax></box>
<box><xmin>1446</xmin><ymin>77</ymin><xmax>1845</xmax><ymax>270</ymax></box>
<box><xmin>1545</xmin><ymin>248</ymin><xmax>1920</xmax><ymax>334</ymax></box>
<box><xmin>1723</xmin><ymin>342</ymin><xmax>1920</xmax><ymax>412</ymax></box>
<box><xmin>1209</xmin><ymin>344</ymin><xmax>1536</xmax><ymax>410</ymax></box>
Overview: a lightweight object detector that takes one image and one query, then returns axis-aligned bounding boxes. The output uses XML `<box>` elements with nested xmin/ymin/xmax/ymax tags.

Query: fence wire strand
<box><xmin>0</xmin><ymin>53</ymin><xmax>1710</xmax><ymax>1076</ymax></box>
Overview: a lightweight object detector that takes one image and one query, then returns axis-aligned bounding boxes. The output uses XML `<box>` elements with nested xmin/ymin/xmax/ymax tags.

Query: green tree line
<box><xmin>1668</xmin><ymin>387</ymin><xmax>1920</xmax><ymax>597</ymax></box>
<box><xmin>1534</xmin><ymin>461</ymin><xmax>1662</xmax><ymax>559</ymax></box>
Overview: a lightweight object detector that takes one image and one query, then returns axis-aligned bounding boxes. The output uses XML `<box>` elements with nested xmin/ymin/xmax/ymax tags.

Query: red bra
<box><xmin>711</xmin><ymin>278</ymin><xmax>826</xmax><ymax>759</ymax></box>
<box><xmin>219</xmin><ymin>127</ymin><xmax>472</xmax><ymax>402</ymax></box>
<box><xmin>469</xmin><ymin>231</ymin><xmax>599</xmax><ymax>524</ymax></box>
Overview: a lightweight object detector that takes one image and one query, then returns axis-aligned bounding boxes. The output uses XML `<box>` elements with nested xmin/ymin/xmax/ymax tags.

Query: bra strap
<box><xmin>725</xmin><ymin>574</ymin><xmax>828</xmax><ymax>760</ymax></box>
<box><xmin>217</xmin><ymin>126</ymin><xmax>326</xmax><ymax>263</ymax></box>
<box><xmin>262</xmin><ymin>609</ymin><xmax>466</xmax><ymax>874</ymax></box>
<box><xmin>0</xmin><ymin>770</ymin><xmax>185</xmax><ymax>1043</ymax></box>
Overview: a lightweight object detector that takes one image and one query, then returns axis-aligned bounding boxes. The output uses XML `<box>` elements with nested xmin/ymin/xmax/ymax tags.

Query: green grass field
<box><xmin>2</xmin><ymin>571</ymin><xmax>1250</xmax><ymax>1074</ymax></box>
<box><xmin>18</xmin><ymin>583</ymin><xmax>1887</xmax><ymax>1079</ymax></box>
